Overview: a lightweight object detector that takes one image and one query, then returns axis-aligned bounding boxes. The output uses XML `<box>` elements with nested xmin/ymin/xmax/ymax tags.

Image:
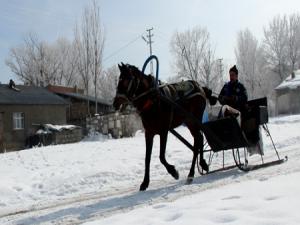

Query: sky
<box><xmin>1</xmin><ymin>0</ymin><xmax>300</xmax><ymax>84</ymax></box>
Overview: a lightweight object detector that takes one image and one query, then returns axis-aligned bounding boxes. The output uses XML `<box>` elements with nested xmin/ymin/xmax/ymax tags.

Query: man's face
<box><xmin>229</xmin><ymin>71</ymin><xmax>238</xmax><ymax>82</ymax></box>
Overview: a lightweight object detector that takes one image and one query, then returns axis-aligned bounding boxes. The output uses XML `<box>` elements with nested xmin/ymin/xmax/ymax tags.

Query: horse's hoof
<box><xmin>168</xmin><ymin>166</ymin><xmax>179</xmax><ymax>180</ymax></box>
<box><xmin>139</xmin><ymin>181</ymin><xmax>149</xmax><ymax>191</ymax></box>
<box><xmin>173</xmin><ymin>170</ymin><xmax>179</xmax><ymax>180</ymax></box>
<box><xmin>186</xmin><ymin>176</ymin><xmax>193</xmax><ymax>185</ymax></box>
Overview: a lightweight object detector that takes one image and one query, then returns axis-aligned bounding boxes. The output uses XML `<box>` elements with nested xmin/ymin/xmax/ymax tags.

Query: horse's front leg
<box><xmin>140</xmin><ymin>131</ymin><xmax>154</xmax><ymax>191</ymax></box>
<box><xmin>159</xmin><ymin>131</ymin><xmax>179</xmax><ymax>180</ymax></box>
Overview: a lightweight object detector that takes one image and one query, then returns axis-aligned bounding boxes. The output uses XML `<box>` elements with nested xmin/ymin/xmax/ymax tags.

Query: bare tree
<box><xmin>287</xmin><ymin>13</ymin><xmax>300</xmax><ymax>72</ymax></box>
<box><xmin>263</xmin><ymin>15</ymin><xmax>289</xmax><ymax>81</ymax></box>
<box><xmin>201</xmin><ymin>45</ymin><xmax>222</xmax><ymax>90</ymax></box>
<box><xmin>53</xmin><ymin>38</ymin><xmax>79</xmax><ymax>87</ymax></box>
<box><xmin>235</xmin><ymin>28</ymin><xmax>263</xmax><ymax>99</ymax></box>
<box><xmin>90</xmin><ymin>0</ymin><xmax>105</xmax><ymax>114</ymax></box>
<box><xmin>74</xmin><ymin>0</ymin><xmax>105</xmax><ymax>115</ymax></box>
<box><xmin>170</xmin><ymin>26</ymin><xmax>220</xmax><ymax>90</ymax></box>
<box><xmin>98</xmin><ymin>65</ymin><xmax>119</xmax><ymax>102</ymax></box>
<box><xmin>6</xmin><ymin>33</ymin><xmax>62</xmax><ymax>86</ymax></box>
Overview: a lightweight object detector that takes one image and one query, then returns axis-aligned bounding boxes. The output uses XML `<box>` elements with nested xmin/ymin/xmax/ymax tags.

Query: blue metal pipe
<box><xmin>142</xmin><ymin>55</ymin><xmax>159</xmax><ymax>89</ymax></box>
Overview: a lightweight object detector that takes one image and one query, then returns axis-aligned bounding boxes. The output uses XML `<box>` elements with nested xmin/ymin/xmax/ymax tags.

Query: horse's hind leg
<box><xmin>186</xmin><ymin>128</ymin><xmax>208</xmax><ymax>184</ymax></box>
<box><xmin>198</xmin><ymin>133</ymin><xmax>209</xmax><ymax>172</ymax></box>
<box><xmin>159</xmin><ymin>131</ymin><xmax>179</xmax><ymax>180</ymax></box>
<box><xmin>186</xmin><ymin>128</ymin><xmax>201</xmax><ymax>184</ymax></box>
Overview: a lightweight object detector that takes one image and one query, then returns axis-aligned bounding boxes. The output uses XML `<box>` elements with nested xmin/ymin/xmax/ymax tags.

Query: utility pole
<box><xmin>142</xmin><ymin>28</ymin><xmax>154</xmax><ymax>74</ymax></box>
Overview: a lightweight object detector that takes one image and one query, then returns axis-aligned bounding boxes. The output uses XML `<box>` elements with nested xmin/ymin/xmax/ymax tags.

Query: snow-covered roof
<box><xmin>275</xmin><ymin>69</ymin><xmax>300</xmax><ymax>90</ymax></box>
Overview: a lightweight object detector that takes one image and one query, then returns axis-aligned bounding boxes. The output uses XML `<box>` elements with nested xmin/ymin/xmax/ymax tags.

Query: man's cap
<box><xmin>229</xmin><ymin>65</ymin><xmax>238</xmax><ymax>75</ymax></box>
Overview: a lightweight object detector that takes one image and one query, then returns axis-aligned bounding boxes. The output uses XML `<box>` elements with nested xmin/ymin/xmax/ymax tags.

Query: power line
<box><xmin>103</xmin><ymin>35</ymin><xmax>141</xmax><ymax>62</ymax></box>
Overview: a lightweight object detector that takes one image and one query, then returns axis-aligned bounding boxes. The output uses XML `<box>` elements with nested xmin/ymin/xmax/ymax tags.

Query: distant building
<box><xmin>0</xmin><ymin>83</ymin><xmax>68</xmax><ymax>152</ymax></box>
<box><xmin>47</xmin><ymin>85</ymin><xmax>113</xmax><ymax>129</ymax></box>
<box><xmin>275</xmin><ymin>70</ymin><xmax>300</xmax><ymax>115</ymax></box>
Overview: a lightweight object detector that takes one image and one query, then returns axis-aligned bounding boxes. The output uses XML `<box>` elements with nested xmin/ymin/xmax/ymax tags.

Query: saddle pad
<box><xmin>160</xmin><ymin>80</ymin><xmax>197</xmax><ymax>101</ymax></box>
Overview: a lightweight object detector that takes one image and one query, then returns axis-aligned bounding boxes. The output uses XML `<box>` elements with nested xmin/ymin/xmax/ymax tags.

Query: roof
<box><xmin>56</xmin><ymin>92</ymin><xmax>112</xmax><ymax>106</ymax></box>
<box><xmin>275</xmin><ymin>70</ymin><xmax>300</xmax><ymax>90</ymax></box>
<box><xmin>46</xmin><ymin>85</ymin><xmax>84</xmax><ymax>95</ymax></box>
<box><xmin>0</xmin><ymin>84</ymin><xmax>68</xmax><ymax>105</ymax></box>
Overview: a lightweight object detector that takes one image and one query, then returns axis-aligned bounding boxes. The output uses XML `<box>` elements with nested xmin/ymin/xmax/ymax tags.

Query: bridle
<box><xmin>115</xmin><ymin>69</ymin><xmax>142</xmax><ymax>105</ymax></box>
<box><xmin>115</xmin><ymin>69</ymin><xmax>157</xmax><ymax>107</ymax></box>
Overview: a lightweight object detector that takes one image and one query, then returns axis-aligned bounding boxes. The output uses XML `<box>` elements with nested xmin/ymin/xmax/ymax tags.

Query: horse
<box><xmin>113</xmin><ymin>63</ymin><xmax>217</xmax><ymax>191</ymax></box>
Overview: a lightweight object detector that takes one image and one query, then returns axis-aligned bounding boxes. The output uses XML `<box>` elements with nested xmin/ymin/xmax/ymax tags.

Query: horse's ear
<box><xmin>118</xmin><ymin>64</ymin><xmax>122</xmax><ymax>71</ymax></box>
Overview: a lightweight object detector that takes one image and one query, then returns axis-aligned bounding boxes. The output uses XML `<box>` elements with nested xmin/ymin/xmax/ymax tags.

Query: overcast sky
<box><xmin>1</xmin><ymin>0</ymin><xmax>300</xmax><ymax>84</ymax></box>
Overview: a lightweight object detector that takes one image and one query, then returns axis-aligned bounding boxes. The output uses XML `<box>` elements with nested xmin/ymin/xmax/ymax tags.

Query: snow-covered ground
<box><xmin>1</xmin><ymin>115</ymin><xmax>300</xmax><ymax>225</ymax></box>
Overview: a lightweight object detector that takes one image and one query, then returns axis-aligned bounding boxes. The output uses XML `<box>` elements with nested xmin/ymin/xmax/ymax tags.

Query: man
<box><xmin>218</xmin><ymin>65</ymin><xmax>248</xmax><ymax>124</ymax></box>
<box><xmin>219</xmin><ymin>66</ymin><xmax>263</xmax><ymax>155</ymax></box>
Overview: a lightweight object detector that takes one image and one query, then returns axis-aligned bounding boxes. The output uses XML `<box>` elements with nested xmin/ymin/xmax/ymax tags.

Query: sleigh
<box><xmin>168</xmin><ymin>96</ymin><xmax>287</xmax><ymax>174</ymax></box>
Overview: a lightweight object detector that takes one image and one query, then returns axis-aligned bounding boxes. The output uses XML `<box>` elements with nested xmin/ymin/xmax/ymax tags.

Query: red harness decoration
<box><xmin>141</xmin><ymin>99</ymin><xmax>153</xmax><ymax>112</ymax></box>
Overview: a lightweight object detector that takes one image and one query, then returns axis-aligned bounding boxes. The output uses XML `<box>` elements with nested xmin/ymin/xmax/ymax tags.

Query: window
<box><xmin>13</xmin><ymin>112</ymin><xmax>24</xmax><ymax>130</ymax></box>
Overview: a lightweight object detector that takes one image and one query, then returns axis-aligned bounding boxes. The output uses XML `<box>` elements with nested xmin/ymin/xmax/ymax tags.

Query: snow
<box><xmin>0</xmin><ymin>115</ymin><xmax>300</xmax><ymax>224</ymax></box>
<box><xmin>43</xmin><ymin>124</ymin><xmax>79</xmax><ymax>131</ymax></box>
<box><xmin>85</xmin><ymin>173</ymin><xmax>300</xmax><ymax>225</ymax></box>
<box><xmin>275</xmin><ymin>69</ymin><xmax>300</xmax><ymax>90</ymax></box>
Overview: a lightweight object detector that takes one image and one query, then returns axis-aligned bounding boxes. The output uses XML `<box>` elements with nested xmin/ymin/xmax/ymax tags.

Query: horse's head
<box><xmin>113</xmin><ymin>63</ymin><xmax>142</xmax><ymax>111</ymax></box>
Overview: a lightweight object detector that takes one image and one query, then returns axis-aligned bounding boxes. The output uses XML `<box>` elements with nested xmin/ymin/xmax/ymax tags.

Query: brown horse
<box><xmin>113</xmin><ymin>63</ymin><xmax>217</xmax><ymax>191</ymax></box>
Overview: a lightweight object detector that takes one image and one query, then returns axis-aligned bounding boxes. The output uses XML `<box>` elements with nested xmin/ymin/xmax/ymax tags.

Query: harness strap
<box><xmin>132</xmin><ymin>88</ymin><xmax>157</xmax><ymax>103</ymax></box>
<box><xmin>115</xmin><ymin>93</ymin><xmax>129</xmax><ymax>102</ymax></box>
<box><xmin>132</xmin><ymin>78</ymin><xmax>141</xmax><ymax>98</ymax></box>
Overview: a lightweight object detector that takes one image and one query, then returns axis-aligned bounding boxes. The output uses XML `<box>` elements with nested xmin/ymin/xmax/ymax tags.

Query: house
<box><xmin>47</xmin><ymin>85</ymin><xmax>113</xmax><ymax>128</ymax></box>
<box><xmin>275</xmin><ymin>70</ymin><xmax>300</xmax><ymax>115</ymax></box>
<box><xmin>0</xmin><ymin>83</ymin><xmax>68</xmax><ymax>152</ymax></box>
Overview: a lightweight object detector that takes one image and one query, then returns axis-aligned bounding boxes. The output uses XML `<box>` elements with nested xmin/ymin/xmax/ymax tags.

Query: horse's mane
<box><xmin>126</xmin><ymin>64</ymin><xmax>159</xmax><ymax>85</ymax></box>
<box><xmin>124</xmin><ymin>64</ymin><xmax>146</xmax><ymax>75</ymax></box>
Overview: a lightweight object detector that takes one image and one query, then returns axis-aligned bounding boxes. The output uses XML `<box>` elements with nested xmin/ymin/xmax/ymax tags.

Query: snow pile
<box><xmin>81</xmin><ymin>132</ymin><xmax>111</xmax><ymax>142</ymax></box>
<box><xmin>43</xmin><ymin>124</ymin><xmax>79</xmax><ymax>131</ymax></box>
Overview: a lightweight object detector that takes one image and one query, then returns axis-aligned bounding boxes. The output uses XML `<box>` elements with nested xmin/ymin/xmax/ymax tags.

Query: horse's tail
<box><xmin>202</xmin><ymin>86</ymin><xmax>218</xmax><ymax>106</ymax></box>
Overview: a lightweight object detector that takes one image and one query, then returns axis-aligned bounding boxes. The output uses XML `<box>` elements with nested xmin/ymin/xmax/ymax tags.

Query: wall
<box><xmin>86</xmin><ymin>112</ymin><xmax>143</xmax><ymax>138</ymax></box>
<box><xmin>0</xmin><ymin>113</ymin><xmax>3</xmax><ymax>152</ymax></box>
<box><xmin>0</xmin><ymin>104</ymin><xmax>67</xmax><ymax>151</ymax></box>
<box><xmin>276</xmin><ymin>87</ymin><xmax>300</xmax><ymax>115</ymax></box>
<box><xmin>52</xmin><ymin>128</ymin><xmax>83</xmax><ymax>145</ymax></box>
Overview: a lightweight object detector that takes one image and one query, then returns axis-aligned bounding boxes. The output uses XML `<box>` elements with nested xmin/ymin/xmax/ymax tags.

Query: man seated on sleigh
<box><xmin>218</xmin><ymin>65</ymin><xmax>248</xmax><ymax>125</ymax></box>
<box><xmin>218</xmin><ymin>65</ymin><xmax>263</xmax><ymax>155</ymax></box>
